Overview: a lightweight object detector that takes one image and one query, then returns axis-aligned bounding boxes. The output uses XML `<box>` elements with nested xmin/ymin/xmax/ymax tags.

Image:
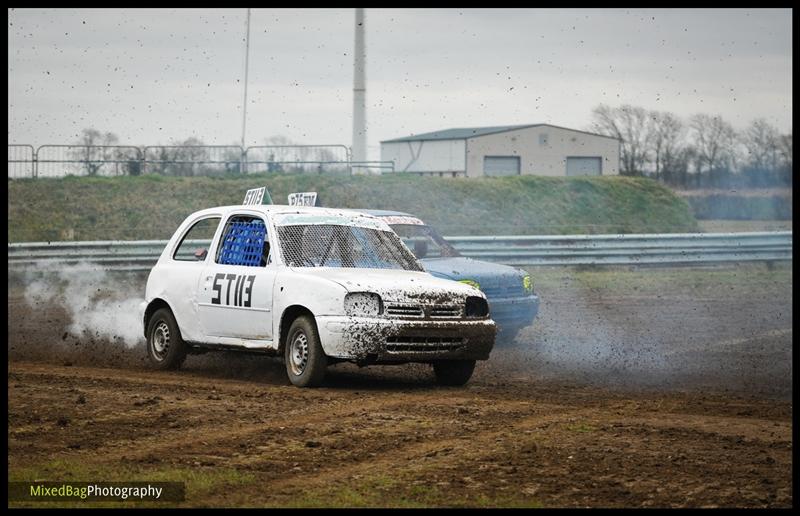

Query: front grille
<box><xmin>385</xmin><ymin>304</ymin><xmax>424</xmax><ymax>317</ymax></box>
<box><xmin>482</xmin><ymin>284</ymin><xmax>525</xmax><ymax>299</ymax></box>
<box><xmin>386</xmin><ymin>336</ymin><xmax>464</xmax><ymax>353</ymax></box>
<box><xmin>430</xmin><ymin>305</ymin><xmax>462</xmax><ymax>318</ymax></box>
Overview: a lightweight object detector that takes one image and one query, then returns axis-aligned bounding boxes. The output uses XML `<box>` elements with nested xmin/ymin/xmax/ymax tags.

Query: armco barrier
<box><xmin>7</xmin><ymin>232</ymin><xmax>792</xmax><ymax>271</ymax></box>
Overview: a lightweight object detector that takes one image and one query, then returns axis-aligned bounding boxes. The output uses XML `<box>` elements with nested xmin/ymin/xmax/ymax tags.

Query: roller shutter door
<box><xmin>483</xmin><ymin>156</ymin><xmax>520</xmax><ymax>176</ymax></box>
<box><xmin>566</xmin><ymin>157</ymin><xmax>602</xmax><ymax>176</ymax></box>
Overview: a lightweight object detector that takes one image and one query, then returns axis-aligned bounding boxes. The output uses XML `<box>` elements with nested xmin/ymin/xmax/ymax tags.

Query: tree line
<box><xmin>67</xmin><ymin>131</ymin><xmax>345</xmax><ymax>177</ymax></box>
<box><xmin>70</xmin><ymin>108</ymin><xmax>792</xmax><ymax>187</ymax></box>
<box><xmin>590</xmin><ymin>105</ymin><xmax>792</xmax><ymax>189</ymax></box>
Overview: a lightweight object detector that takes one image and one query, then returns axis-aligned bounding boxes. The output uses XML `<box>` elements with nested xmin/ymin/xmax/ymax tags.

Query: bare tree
<box><xmin>148</xmin><ymin>147</ymin><xmax>172</xmax><ymax>175</ymax></box>
<box><xmin>778</xmin><ymin>133</ymin><xmax>792</xmax><ymax>169</ymax></box>
<box><xmin>778</xmin><ymin>133</ymin><xmax>793</xmax><ymax>186</ymax></box>
<box><xmin>264</xmin><ymin>135</ymin><xmax>292</xmax><ymax>146</ymax></box>
<box><xmin>742</xmin><ymin>119</ymin><xmax>781</xmax><ymax>171</ymax></box>
<box><xmin>681</xmin><ymin>145</ymin><xmax>703</xmax><ymax>188</ymax></box>
<box><xmin>259</xmin><ymin>135</ymin><xmax>294</xmax><ymax>172</ymax></box>
<box><xmin>262</xmin><ymin>135</ymin><xmax>330</xmax><ymax>172</ymax></box>
<box><xmin>221</xmin><ymin>144</ymin><xmax>244</xmax><ymax>175</ymax></box>
<box><xmin>591</xmin><ymin>104</ymin><xmax>651</xmax><ymax>176</ymax></box>
<box><xmin>169</xmin><ymin>137</ymin><xmax>210</xmax><ymax>176</ymax></box>
<box><xmin>263</xmin><ymin>135</ymin><xmax>293</xmax><ymax>163</ymax></box>
<box><xmin>71</xmin><ymin>128</ymin><xmax>120</xmax><ymax>176</ymax></box>
<box><xmin>670</xmin><ymin>146</ymin><xmax>694</xmax><ymax>188</ymax></box>
<box><xmin>318</xmin><ymin>148</ymin><xmax>337</xmax><ymax>162</ymax></box>
<box><xmin>689</xmin><ymin>114</ymin><xmax>737</xmax><ymax>179</ymax></box>
<box><xmin>648</xmin><ymin>111</ymin><xmax>686</xmax><ymax>182</ymax></box>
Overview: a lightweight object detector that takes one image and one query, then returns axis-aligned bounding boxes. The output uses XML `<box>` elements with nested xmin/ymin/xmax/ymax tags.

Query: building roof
<box><xmin>381</xmin><ymin>123</ymin><xmax>619</xmax><ymax>143</ymax></box>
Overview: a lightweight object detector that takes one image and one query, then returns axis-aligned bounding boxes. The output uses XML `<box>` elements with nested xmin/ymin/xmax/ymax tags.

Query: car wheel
<box><xmin>146</xmin><ymin>308</ymin><xmax>187</xmax><ymax>370</ymax></box>
<box><xmin>284</xmin><ymin>315</ymin><xmax>327</xmax><ymax>387</ymax></box>
<box><xmin>432</xmin><ymin>359</ymin><xmax>476</xmax><ymax>386</ymax></box>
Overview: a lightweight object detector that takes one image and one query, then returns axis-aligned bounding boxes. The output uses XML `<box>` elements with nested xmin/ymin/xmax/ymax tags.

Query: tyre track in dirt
<box><xmin>213</xmin><ymin>406</ymin><xmax>600</xmax><ymax>506</ymax></box>
<box><xmin>8</xmin><ymin>360</ymin><xmax>791</xmax><ymax>507</ymax></box>
<box><xmin>213</xmin><ymin>398</ymin><xmax>791</xmax><ymax>508</ymax></box>
<box><xmin>10</xmin><ymin>362</ymin><xmax>561</xmax><ymax>469</ymax></box>
<box><xmin>9</xmin><ymin>363</ymin><xmax>460</xmax><ymax>465</ymax></box>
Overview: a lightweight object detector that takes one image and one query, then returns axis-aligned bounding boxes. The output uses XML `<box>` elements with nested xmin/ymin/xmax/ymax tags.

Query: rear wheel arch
<box><xmin>143</xmin><ymin>298</ymin><xmax>172</xmax><ymax>339</ymax></box>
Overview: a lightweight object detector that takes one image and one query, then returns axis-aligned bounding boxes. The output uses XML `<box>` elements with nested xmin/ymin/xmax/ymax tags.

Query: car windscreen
<box><xmin>277</xmin><ymin>224</ymin><xmax>424</xmax><ymax>271</ymax></box>
<box><xmin>389</xmin><ymin>224</ymin><xmax>461</xmax><ymax>259</ymax></box>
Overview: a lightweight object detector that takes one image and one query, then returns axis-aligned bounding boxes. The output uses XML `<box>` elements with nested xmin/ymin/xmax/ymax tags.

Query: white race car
<box><xmin>141</xmin><ymin>198</ymin><xmax>496</xmax><ymax>387</ymax></box>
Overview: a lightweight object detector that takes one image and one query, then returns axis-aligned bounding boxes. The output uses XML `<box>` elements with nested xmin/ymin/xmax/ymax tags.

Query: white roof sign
<box><xmin>288</xmin><ymin>192</ymin><xmax>318</xmax><ymax>207</ymax></box>
<box><xmin>243</xmin><ymin>187</ymin><xmax>267</xmax><ymax>206</ymax></box>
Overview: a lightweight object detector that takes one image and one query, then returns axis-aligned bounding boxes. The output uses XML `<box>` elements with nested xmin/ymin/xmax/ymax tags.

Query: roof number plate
<box><xmin>243</xmin><ymin>187</ymin><xmax>267</xmax><ymax>206</ymax></box>
<box><xmin>288</xmin><ymin>192</ymin><xmax>318</xmax><ymax>207</ymax></box>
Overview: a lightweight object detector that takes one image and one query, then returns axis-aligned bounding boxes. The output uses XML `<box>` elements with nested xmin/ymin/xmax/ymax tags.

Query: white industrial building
<box><xmin>380</xmin><ymin>124</ymin><xmax>620</xmax><ymax>177</ymax></box>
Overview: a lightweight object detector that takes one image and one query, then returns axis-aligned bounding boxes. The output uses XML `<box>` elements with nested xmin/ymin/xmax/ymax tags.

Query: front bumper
<box><xmin>317</xmin><ymin>315</ymin><xmax>496</xmax><ymax>363</ymax></box>
<box><xmin>487</xmin><ymin>294</ymin><xmax>540</xmax><ymax>333</ymax></box>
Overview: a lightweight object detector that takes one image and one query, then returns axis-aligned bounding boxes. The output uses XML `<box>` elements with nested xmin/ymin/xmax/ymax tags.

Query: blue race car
<box><xmin>357</xmin><ymin>210</ymin><xmax>540</xmax><ymax>344</ymax></box>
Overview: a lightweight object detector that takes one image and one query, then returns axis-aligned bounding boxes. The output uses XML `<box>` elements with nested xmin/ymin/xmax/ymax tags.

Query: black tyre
<box><xmin>146</xmin><ymin>308</ymin><xmax>187</xmax><ymax>370</ymax></box>
<box><xmin>284</xmin><ymin>315</ymin><xmax>327</xmax><ymax>387</ymax></box>
<box><xmin>433</xmin><ymin>359</ymin><xmax>476</xmax><ymax>386</ymax></box>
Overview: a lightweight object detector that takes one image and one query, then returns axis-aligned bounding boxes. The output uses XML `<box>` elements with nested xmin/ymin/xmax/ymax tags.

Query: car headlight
<box><xmin>459</xmin><ymin>279</ymin><xmax>481</xmax><ymax>291</ymax></box>
<box><xmin>522</xmin><ymin>274</ymin><xmax>533</xmax><ymax>294</ymax></box>
<box><xmin>344</xmin><ymin>292</ymin><xmax>383</xmax><ymax>316</ymax></box>
<box><xmin>465</xmin><ymin>296</ymin><xmax>489</xmax><ymax>318</ymax></box>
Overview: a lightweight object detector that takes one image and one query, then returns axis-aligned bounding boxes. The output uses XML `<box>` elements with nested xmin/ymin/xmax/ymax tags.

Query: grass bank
<box><xmin>8</xmin><ymin>173</ymin><xmax>697</xmax><ymax>241</ymax></box>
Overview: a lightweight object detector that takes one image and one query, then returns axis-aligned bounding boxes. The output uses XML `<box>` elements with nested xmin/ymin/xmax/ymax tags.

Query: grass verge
<box><xmin>8</xmin><ymin>173</ymin><xmax>698</xmax><ymax>241</ymax></box>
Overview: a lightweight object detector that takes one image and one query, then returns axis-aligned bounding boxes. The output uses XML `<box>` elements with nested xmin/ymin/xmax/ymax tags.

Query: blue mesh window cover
<box><xmin>217</xmin><ymin>219</ymin><xmax>267</xmax><ymax>267</ymax></box>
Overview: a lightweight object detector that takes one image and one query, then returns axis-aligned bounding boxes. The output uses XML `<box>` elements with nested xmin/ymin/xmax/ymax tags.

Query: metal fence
<box><xmin>244</xmin><ymin>145</ymin><xmax>351</xmax><ymax>175</ymax></box>
<box><xmin>143</xmin><ymin>145</ymin><xmax>244</xmax><ymax>176</ymax></box>
<box><xmin>8</xmin><ymin>144</ymin><xmax>35</xmax><ymax>178</ymax></box>
<box><xmin>7</xmin><ymin>232</ymin><xmax>792</xmax><ymax>271</ymax></box>
<box><xmin>36</xmin><ymin>145</ymin><xmax>143</xmax><ymax>178</ymax></box>
<box><xmin>7</xmin><ymin>144</ymin><xmax>395</xmax><ymax>178</ymax></box>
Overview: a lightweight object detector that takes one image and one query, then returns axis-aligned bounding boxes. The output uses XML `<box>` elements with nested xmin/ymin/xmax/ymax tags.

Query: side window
<box><xmin>173</xmin><ymin>217</ymin><xmax>221</xmax><ymax>261</ymax></box>
<box><xmin>215</xmin><ymin>215</ymin><xmax>270</xmax><ymax>267</ymax></box>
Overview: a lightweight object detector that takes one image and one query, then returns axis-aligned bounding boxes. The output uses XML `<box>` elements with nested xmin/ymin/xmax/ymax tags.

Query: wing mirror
<box><xmin>194</xmin><ymin>248</ymin><xmax>208</xmax><ymax>261</ymax></box>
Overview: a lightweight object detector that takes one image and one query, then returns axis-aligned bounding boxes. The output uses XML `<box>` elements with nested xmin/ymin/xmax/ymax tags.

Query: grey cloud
<box><xmin>8</xmin><ymin>8</ymin><xmax>792</xmax><ymax>158</ymax></box>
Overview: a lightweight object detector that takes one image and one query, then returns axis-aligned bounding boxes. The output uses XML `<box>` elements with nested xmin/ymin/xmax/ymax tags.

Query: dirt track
<box><xmin>7</xmin><ymin>264</ymin><xmax>793</xmax><ymax>507</ymax></box>
<box><xmin>7</xmin><ymin>360</ymin><xmax>792</xmax><ymax>508</ymax></box>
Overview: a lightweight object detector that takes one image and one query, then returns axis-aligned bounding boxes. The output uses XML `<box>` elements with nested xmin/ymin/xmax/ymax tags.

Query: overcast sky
<box><xmin>8</xmin><ymin>8</ymin><xmax>793</xmax><ymax>160</ymax></box>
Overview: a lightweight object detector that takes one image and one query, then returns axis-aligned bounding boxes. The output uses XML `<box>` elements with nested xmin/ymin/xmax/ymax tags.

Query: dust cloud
<box><xmin>20</xmin><ymin>262</ymin><xmax>145</xmax><ymax>349</ymax></box>
<box><xmin>7</xmin><ymin>261</ymin><xmax>792</xmax><ymax>398</ymax></box>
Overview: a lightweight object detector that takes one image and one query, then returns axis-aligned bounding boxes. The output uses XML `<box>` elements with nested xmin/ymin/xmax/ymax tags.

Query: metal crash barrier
<box><xmin>7</xmin><ymin>232</ymin><xmax>793</xmax><ymax>270</ymax></box>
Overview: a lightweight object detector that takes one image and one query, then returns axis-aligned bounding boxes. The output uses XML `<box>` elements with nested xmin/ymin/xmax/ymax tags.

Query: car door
<box><xmin>163</xmin><ymin>214</ymin><xmax>223</xmax><ymax>343</ymax></box>
<box><xmin>196</xmin><ymin>211</ymin><xmax>277</xmax><ymax>342</ymax></box>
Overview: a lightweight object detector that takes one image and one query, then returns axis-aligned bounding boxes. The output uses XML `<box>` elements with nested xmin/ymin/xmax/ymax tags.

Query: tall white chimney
<box><xmin>351</xmin><ymin>8</ymin><xmax>367</xmax><ymax>170</ymax></box>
